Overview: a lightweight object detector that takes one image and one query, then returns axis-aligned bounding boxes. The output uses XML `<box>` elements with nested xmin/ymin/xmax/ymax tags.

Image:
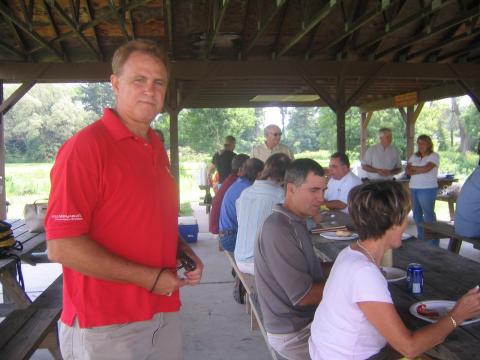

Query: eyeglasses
<box><xmin>271</xmin><ymin>132</ymin><xmax>282</xmax><ymax>137</ymax></box>
<box><xmin>176</xmin><ymin>251</ymin><xmax>197</xmax><ymax>272</ymax></box>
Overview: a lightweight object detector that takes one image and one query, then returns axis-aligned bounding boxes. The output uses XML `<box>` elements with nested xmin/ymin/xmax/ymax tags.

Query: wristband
<box><xmin>149</xmin><ymin>269</ymin><xmax>166</xmax><ymax>293</ymax></box>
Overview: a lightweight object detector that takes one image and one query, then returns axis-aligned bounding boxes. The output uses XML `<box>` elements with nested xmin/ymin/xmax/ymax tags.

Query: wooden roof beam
<box><xmin>449</xmin><ymin>64</ymin><xmax>480</xmax><ymax>111</ymax></box>
<box><xmin>69</xmin><ymin>0</ymin><xmax>80</xmax><ymax>25</ymax></box>
<box><xmin>128</xmin><ymin>8</ymin><xmax>136</xmax><ymax>40</ymax></box>
<box><xmin>345</xmin><ymin>64</ymin><xmax>385</xmax><ymax>108</ymax></box>
<box><xmin>356</xmin><ymin>0</ymin><xmax>452</xmax><ymax>53</ymax></box>
<box><xmin>299</xmin><ymin>65</ymin><xmax>337</xmax><ymax>111</ymax></box>
<box><xmin>206</xmin><ymin>0</ymin><xmax>231</xmax><ymax>58</ymax></box>
<box><xmin>375</xmin><ymin>7</ymin><xmax>480</xmax><ymax>60</ymax></box>
<box><xmin>109</xmin><ymin>0</ymin><xmax>131</xmax><ymax>42</ymax></box>
<box><xmin>3</xmin><ymin>17</ymin><xmax>29</xmax><ymax>57</ymax></box>
<box><xmin>18</xmin><ymin>0</ymin><xmax>34</xmax><ymax>25</ymax></box>
<box><xmin>242</xmin><ymin>0</ymin><xmax>287</xmax><ymax>59</ymax></box>
<box><xmin>42</xmin><ymin>0</ymin><xmax>69</xmax><ymax>62</ymax></box>
<box><xmin>438</xmin><ymin>38</ymin><xmax>480</xmax><ymax>62</ymax></box>
<box><xmin>165</xmin><ymin>0</ymin><xmax>174</xmax><ymax>58</ymax></box>
<box><xmin>84</xmin><ymin>0</ymin><xmax>104</xmax><ymax>61</ymax></box>
<box><xmin>271</xmin><ymin>0</ymin><xmax>290</xmax><ymax>59</ymax></box>
<box><xmin>0</xmin><ymin>2</ymin><xmax>63</xmax><ymax>60</ymax></box>
<box><xmin>0</xmin><ymin>40</ymin><xmax>27</xmax><ymax>60</ymax></box>
<box><xmin>45</xmin><ymin>0</ymin><xmax>101</xmax><ymax>60</ymax></box>
<box><xmin>275</xmin><ymin>0</ymin><xmax>339</xmax><ymax>58</ymax></box>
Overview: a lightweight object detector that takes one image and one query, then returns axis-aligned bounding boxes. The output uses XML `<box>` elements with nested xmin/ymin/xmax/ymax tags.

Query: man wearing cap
<box><xmin>46</xmin><ymin>40</ymin><xmax>203</xmax><ymax>360</ymax></box>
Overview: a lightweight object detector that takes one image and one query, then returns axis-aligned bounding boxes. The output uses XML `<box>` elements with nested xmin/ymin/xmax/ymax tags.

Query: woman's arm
<box><xmin>409</xmin><ymin>161</ymin><xmax>436</xmax><ymax>175</ymax></box>
<box><xmin>359</xmin><ymin>287</ymin><xmax>480</xmax><ymax>359</ymax></box>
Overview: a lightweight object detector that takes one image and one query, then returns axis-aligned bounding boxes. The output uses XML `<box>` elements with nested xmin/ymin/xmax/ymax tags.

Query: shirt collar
<box><xmin>101</xmin><ymin>108</ymin><xmax>156</xmax><ymax>142</ymax></box>
<box><xmin>272</xmin><ymin>204</ymin><xmax>305</xmax><ymax>223</ymax></box>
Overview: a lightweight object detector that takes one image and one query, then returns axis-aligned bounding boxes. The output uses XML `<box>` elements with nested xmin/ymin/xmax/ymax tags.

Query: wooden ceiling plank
<box><xmin>68</xmin><ymin>0</ymin><xmax>80</xmax><ymax>25</ymax></box>
<box><xmin>128</xmin><ymin>7</ymin><xmax>136</xmax><ymax>40</ymax></box>
<box><xmin>276</xmin><ymin>0</ymin><xmax>339</xmax><ymax>58</ymax></box>
<box><xmin>243</xmin><ymin>0</ymin><xmax>287</xmax><ymax>58</ymax></box>
<box><xmin>346</xmin><ymin>64</ymin><xmax>385</xmax><ymax>108</ymax></box>
<box><xmin>84</xmin><ymin>0</ymin><xmax>104</xmax><ymax>61</ymax></box>
<box><xmin>206</xmin><ymin>0</ymin><xmax>231</xmax><ymax>58</ymax></box>
<box><xmin>109</xmin><ymin>0</ymin><xmax>130</xmax><ymax>42</ymax></box>
<box><xmin>178</xmin><ymin>64</ymin><xmax>220</xmax><ymax>109</ymax></box>
<box><xmin>356</xmin><ymin>0</ymin><xmax>452</xmax><ymax>53</ymax></box>
<box><xmin>438</xmin><ymin>37</ymin><xmax>480</xmax><ymax>62</ymax></box>
<box><xmin>0</xmin><ymin>40</ymin><xmax>27</xmax><ymax>60</ymax></box>
<box><xmin>18</xmin><ymin>0</ymin><xmax>33</xmax><ymax>25</ymax></box>
<box><xmin>408</xmin><ymin>27</ymin><xmax>480</xmax><ymax>61</ymax></box>
<box><xmin>45</xmin><ymin>0</ymin><xmax>101</xmax><ymax>60</ymax></box>
<box><xmin>3</xmin><ymin>17</ymin><xmax>28</xmax><ymax>55</ymax></box>
<box><xmin>42</xmin><ymin>0</ymin><xmax>69</xmax><ymax>62</ymax></box>
<box><xmin>338</xmin><ymin>0</ymin><xmax>369</xmax><ymax>58</ymax></box>
<box><xmin>375</xmin><ymin>7</ymin><xmax>480</xmax><ymax>60</ymax></box>
<box><xmin>0</xmin><ymin>2</ymin><xmax>63</xmax><ymax>60</ymax></box>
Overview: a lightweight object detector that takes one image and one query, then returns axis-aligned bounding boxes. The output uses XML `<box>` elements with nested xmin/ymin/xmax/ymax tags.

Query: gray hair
<box><xmin>284</xmin><ymin>159</ymin><xmax>325</xmax><ymax>187</ymax></box>
<box><xmin>264</xmin><ymin>124</ymin><xmax>281</xmax><ymax>137</ymax></box>
<box><xmin>378</xmin><ymin>128</ymin><xmax>392</xmax><ymax>137</ymax></box>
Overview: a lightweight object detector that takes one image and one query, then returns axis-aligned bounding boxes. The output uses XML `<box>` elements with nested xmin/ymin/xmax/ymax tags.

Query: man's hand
<box><xmin>378</xmin><ymin>169</ymin><xmax>390</xmax><ymax>177</ymax></box>
<box><xmin>152</xmin><ymin>269</ymin><xmax>185</xmax><ymax>296</ymax></box>
<box><xmin>184</xmin><ymin>253</ymin><xmax>203</xmax><ymax>286</ymax></box>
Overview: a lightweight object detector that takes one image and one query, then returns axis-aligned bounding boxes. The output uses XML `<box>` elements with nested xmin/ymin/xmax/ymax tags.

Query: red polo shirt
<box><xmin>45</xmin><ymin>109</ymin><xmax>180</xmax><ymax>328</ymax></box>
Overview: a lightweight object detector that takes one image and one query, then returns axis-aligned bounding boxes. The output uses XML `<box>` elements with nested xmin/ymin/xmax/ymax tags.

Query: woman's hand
<box><xmin>451</xmin><ymin>286</ymin><xmax>480</xmax><ymax>324</ymax></box>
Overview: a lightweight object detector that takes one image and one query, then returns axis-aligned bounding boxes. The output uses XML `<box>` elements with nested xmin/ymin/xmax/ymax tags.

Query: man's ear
<box><xmin>110</xmin><ymin>74</ymin><xmax>119</xmax><ymax>96</ymax></box>
<box><xmin>286</xmin><ymin>182</ymin><xmax>296</xmax><ymax>196</ymax></box>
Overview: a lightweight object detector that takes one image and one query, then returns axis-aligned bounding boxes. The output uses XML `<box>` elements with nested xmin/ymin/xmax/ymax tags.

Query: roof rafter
<box><xmin>164</xmin><ymin>0</ymin><xmax>174</xmax><ymax>58</ymax></box>
<box><xmin>84</xmin><ymin>0</ymin><xmax>104</xmax><ymax>61</ymax></box>
<box><xmin>271</xmin><ymin>0</ymin><xmax>290</xmax><ymax>59</ymax></box>
<box><xmin>3</xmin><ymin>16</ymin><xmax>29</xmax><ymax>56</ymax></box>
<box><xmin>0</xmin><ymin>1</ymin><xmax>63</xmax><ymax>60</ymax></box>
<box><xmin>45</xmin><ymin>0</ymin><xmax>101</xmax><ymax>60</ymax></box>
<box><xmin>356</xmin><ymin>0</ymin><xmax>452</xmax><ymax>54</ymax></box>
<box><xmin>0</xmin><ymin>40</ymin><xmax>27</xmax><ymax>60</ymax></box>
<box><xmin>42</xmin><ymin>0</ymin><xmax>69</xmax><ymax>62</ymax></box>
<box><xmin>375</xmin><ymin>7</ymin><xmax>480</xmax><ymax>60</ymax></box>
<box><xmin>242</xmin><ymin>0</ymin><xmax>287</xmax><ymax>59</ymax></box>
<box><xmin>275</xmin><ymin>0</ymin><xmax>339</xmax><ymax>58</ymax></box>
<box><xmin>69</xmin><ymin>0</ymin><xmax>80</xmax><ymax>25</ymax></box>
<box><xmin>109</xmin><ymin>0</ymin><xmax>131</xmax><ymax>41</ymax></box>
<box><xmin>338</xmin><ymin>0</ymin><xmax>368</xmax><ymax>58</ymax></box>
<box><xmin>345</xmin><ymin>64</ymin><xmax>385</xmax><ymax>108</ymax></box>
<box><xmin>438</xmin><ymin>36</ymin><xmax>480</xmax><ymax>62</ymax></box>
<box><xmin>206</xmin><ymin>0</ymin><xmax>231</xmax><ymax>58</ymax></box>
<box><xmin>299</xmin><ymin>65</ymin><xmax>337</xmax><ymax>111</ymax></box>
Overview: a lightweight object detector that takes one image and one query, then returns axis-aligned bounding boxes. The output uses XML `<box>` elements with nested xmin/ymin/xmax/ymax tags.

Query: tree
<box><xmin>74</xmin><ymin>82</ymin><xmax>116</xmax><ymax>117</ymax></box>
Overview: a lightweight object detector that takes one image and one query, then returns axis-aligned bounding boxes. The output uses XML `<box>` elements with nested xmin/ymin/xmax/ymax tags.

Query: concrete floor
<box><xmin>3</xmin><ymin>203</ymin><xmax>479</xmax><ymax>359</ymax></box>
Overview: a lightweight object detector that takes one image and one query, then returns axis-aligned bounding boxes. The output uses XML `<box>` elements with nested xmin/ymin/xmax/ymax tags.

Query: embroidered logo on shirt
<box><xmin>50</xmin><ymin>214</ymin><xmax>83</xmax><ymax>222</ymax></box>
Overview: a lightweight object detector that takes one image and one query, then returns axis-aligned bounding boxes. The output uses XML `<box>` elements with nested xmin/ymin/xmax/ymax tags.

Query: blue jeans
<box><xmin>411</xmin><ymin>188</ymin><xmax>438</xmax><ymax>245</ymax></box>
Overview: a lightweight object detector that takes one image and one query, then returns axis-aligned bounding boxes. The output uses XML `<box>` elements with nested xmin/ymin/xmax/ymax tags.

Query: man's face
<box><xmin>379</xmin><ymin>133</ymin><xmax>392</xmax><ymax>148</ymax></box>
<box><xmin>266</xmin><ymin>127</ymin><xmax>282</xmax><ymax>147</ymax></box>
<box><xmin>225</xmin><ymin>140</ymin><xmax>236</xmax><ymax>151</ymax></box>
<box><xmin>329</xmin><ymin>157</ymin><xmax>349</xmax><ymax>180</ymax></box>
<box><xmin>287</xmin><ymin>173</ymin><xmax>327</xmax><ymax>218</ymax></box>
<box><xmin>111</xmin><ymin>51</ymin><xmax>168</xmax><ymax>127</ymax></box>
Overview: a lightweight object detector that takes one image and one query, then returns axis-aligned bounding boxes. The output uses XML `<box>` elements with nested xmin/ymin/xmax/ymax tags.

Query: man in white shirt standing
<box><xmin>323</xmin><ymin>153</ymin><xmax>362</xmax><ymax>213</ymax></box>
<box><xmin>361</xmin><ymin>128</ymin><xmax>402</xmax><ymax>180</ymax></box>
<box><xmin>251</xmin><ymin>124</ymin><xmax>294</xmax><ymax>163</ymax></box>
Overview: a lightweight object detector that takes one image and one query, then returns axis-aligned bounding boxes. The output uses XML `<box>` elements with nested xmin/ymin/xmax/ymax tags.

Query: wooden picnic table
<box><xmin>0</xmin><ymin>219</ymin><xmax>47</xmax><ymax>314</ymax></box>
<box><xmin>311</xmin><ymin>214</ymin><xmax>480</xmax><ymax>360</ymax></box>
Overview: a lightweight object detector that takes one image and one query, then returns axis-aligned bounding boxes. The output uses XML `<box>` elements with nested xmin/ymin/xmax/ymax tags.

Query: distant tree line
<box><xmin>4</xmin><ymin>83</ymin><xmax>479</xmax><ymax>163</ymax></box>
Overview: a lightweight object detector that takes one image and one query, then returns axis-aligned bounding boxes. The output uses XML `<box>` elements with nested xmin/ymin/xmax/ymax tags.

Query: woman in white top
<box><xmin>406</xmin><ymin>135</ymin><xmax>440</xmax><ymax>244</ymax></box>
<box><xmin>309</xmin><ymin>181</ymin><xmax>480</xmax><ymax>360</ymax></box>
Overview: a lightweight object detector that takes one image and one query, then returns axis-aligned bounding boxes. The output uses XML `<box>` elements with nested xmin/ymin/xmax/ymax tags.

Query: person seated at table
<box><xmin>455</xmin><ymin>165</ymin><xmax>480</xmax><ymax>238</ymax></box>
<box><xmin>309</xmin><ymin>181</ymin><xmax>480</xmax><ymax>360</ymax></box>
<box><xmin>235</xmin><ymin>153</ymin><xmax>292</xmax><ymax>275</ymax></box>
<box><xmin>406</xmin><ymin>135</ymin><xmax>440</xmax><ymax>245</ymax></box>
<box><xmin>219</xmin><ymin>158</ymin><xmax>264</xmax><ymax>252</ymax></box>
<box><xmin>255</xmin><ymin>159</ymin><xmax>332</xmax><ymax>360</ymax></box>
<box><xmin>209</xmin><ymin>154</ymin><xmax>249</xmax><ymax>235</ymax></box>
<box><xmin>322</xmin><ymin>152</ymin><xmax>361</xmax><ymax>213</ymax></box>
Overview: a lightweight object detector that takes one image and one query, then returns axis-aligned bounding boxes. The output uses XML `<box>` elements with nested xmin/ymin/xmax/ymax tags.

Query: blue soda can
<box><xmin>407</xmin><ymin>263</ymin><xmax>424</xmax><ymax>294</ymax></box>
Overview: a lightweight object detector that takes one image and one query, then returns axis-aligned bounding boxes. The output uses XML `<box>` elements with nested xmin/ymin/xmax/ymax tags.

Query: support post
<box><xmin>169</xmin><ymin>109</ymin><xmax>180</xmax><ymax>186</ymax></box>
<box><xmin>360</xmin><ymin>112</ymin><xmax>372</xmax><ymax>158</ymax></box>
<box><xmin>336</xmin><ymin>106</ymin><xmax>346</xmax><ymax>153</ymax></box>
<box><xmin>0</xmin><ymin>81</ymin><xmax>6</xmax><ymax>220</ymax></box>
<box><xmin>399</xmin><ymin>103</ymin><xmax>424</xmax><ymax>159</ymax></box>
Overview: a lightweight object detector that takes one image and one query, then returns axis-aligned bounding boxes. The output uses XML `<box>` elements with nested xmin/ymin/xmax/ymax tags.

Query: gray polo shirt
<box><xmin>254</xmin><ymin>204</ymin><xmax>325</xmax><ymax>334</ymax></box>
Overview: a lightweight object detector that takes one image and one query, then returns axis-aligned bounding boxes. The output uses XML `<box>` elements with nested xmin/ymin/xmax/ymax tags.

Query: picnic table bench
<box><xmin>420</xmin><ymin>220</ymin><xmax>480</xmax><ymax>254</ymax></box>
<box><xmin>223</xmin><ymin>251</ymin><xmax>285</xmax><ymax>360</ymax></box>
<box><xmin>0</xmin><ymin>275</ymin><xmax>63</xmax><ymax>360</ymax></box>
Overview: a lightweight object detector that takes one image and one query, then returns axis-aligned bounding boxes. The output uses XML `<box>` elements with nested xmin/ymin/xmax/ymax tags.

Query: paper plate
<box><xmin>409</xmin><ymin>300</ymin><xmax>480</xmax><ymax>326</ymax></box>
<box><xmin>382</xmin><ymin>267</ymin><xmax>407</xmax><ymax>282</ymax></box>
<box><xmin>320</xmin><ymin>231</ymin><xmax>358</xmax><ymax>241</ymax></box>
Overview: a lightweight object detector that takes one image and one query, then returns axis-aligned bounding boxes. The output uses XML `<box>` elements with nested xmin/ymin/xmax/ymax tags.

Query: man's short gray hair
<box><xmin>264</xmin><ymin>124</ymin><xmax>281</xmax><ymax>137</ymax></box>
<box><xmin>378</xmin><ymin>128</ymin><xmax>392</xmax><ymax>137</ymax></box>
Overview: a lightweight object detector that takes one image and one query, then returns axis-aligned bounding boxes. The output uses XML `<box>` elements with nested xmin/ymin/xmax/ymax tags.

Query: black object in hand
<box><xmin>177</xmin><ymin>251</ymin><xmax>196</xmax><ymax>272</ymax></box>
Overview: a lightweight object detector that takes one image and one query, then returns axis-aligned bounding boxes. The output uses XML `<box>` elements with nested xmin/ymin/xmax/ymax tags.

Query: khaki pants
<box><xmin>267</xmin><ymin>323</ymin><xmax>311</xmax><ymax>360</ymax></box>
<box><xmin>60</xmin><ymin>312</ymin><xmax>182</xmax><ymax>360</ymax></box>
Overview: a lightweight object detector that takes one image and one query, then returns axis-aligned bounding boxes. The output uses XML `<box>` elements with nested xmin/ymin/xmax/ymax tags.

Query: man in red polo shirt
<box><xmin>46</xmin><ymin>39</ymin><xmax>203</xmax><ymax>360</ymax></box>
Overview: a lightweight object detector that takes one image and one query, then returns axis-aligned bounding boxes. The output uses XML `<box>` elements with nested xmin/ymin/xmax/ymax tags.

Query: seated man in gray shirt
<box><xmin>254</xmin><ymin>158</ymin><xmax>332</xmax><ymax>360</ymax></box>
